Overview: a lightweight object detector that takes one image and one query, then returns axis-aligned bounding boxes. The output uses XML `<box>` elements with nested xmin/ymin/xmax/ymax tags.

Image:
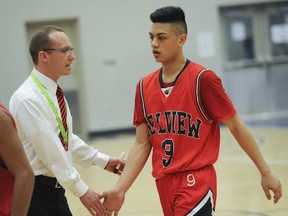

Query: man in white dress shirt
<box><xmin>9</xmin><ymin>25</ymin><xmax>125</xmax><ymax>216</ymax></box>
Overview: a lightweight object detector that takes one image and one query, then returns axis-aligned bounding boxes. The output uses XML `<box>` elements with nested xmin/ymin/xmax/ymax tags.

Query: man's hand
<box><xmin>261</xmin><ymin>173</ymin><xmax>282</xmax><ymax>204</ymax></box>
<box><xmin>80</xmin><ymin>189</ymin><xmax>105</xmax><ymax>216</ymax></box>
<box><xmin>104</xmin><ymin>157</ymin><xmax>126</xmax><ymax>175</ymax></box>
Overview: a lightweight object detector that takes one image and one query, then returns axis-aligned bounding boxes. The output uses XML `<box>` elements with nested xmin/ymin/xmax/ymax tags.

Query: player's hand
<box><xmin>104</xmin><ymin>157</ymin><xmax>126</xmax><ymax>175</ymax></box>
<box><xmin>80</xmin><ymin>189</ymin><xmax>105</xmax><ymax>216</ymax></box>
<box><xmin>103</xmin><ymin>188</ymin><xmax>125</xmax><ymax>216</ymax></box>
<box><xmin>261</xmin><ymin>173</ymin><xmax>282</xmax><ymax>204</ymax></box>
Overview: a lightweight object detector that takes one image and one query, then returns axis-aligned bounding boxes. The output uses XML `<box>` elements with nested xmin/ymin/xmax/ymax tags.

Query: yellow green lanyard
<box><xmin>30</xmin><ymin>72</ymin><xmax>68</xmax><ymax>144</ymax></box>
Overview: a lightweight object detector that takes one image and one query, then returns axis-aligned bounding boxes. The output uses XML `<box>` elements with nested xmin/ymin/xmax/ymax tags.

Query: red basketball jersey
<box><xmin>133</xmin><ymin>60</ymin><xmax>236</xmax><ymax>179</ymax></box>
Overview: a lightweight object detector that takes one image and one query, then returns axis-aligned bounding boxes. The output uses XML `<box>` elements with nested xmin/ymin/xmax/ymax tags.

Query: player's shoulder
<box><xmin>137</xmin><ymin>68</ymin><xmax>160</xmax><ymax>86</ymax></box>
<box><xmin>146</xmin><ymin>68</ymin><xmax>160</xmax><ymax>79</ymax></box>
<box><xmin>186</xmin><ymin>60</ymin><xmax>217</xmax><ymax>78</ymax></box>
<box><xmin>199</xmin><ymin>69</ymin><xmax>220</xmax><ymax>82</ymax></box>
<box><xmin>197</xmin><ymin>68</ymin><xmax>223</xmax><ymax>90</ymax></box>
<box><xmin>0</xmin><ymin>105</ymin><xmax>14</xmax><ymax>129</ymax></box>
<box><xmin>186</xmin><ymin>60</ymin><xmax>202</xmax><ymax>68</ymax></box>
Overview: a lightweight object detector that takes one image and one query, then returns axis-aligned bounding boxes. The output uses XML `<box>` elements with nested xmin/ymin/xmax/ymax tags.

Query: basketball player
<box><xmin>0</xmin><ymin>103</ymin><xmax>34</xmax><ymax>216</ymax></box>
<box><xmin>103</xmin><ymin>6</ymin><xmax>282</xmax><ymax>215</ymax></box>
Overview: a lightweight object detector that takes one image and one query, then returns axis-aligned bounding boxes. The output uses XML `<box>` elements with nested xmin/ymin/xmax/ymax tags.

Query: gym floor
<box><xmin>67</xmin><ymin>122</ymin><xmax>288</xmax><ymax>216</ymax></box>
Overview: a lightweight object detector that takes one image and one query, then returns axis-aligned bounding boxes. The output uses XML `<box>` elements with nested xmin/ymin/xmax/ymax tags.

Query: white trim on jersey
<box><xmin>139</xmin><ymin>78</ymin><xmax>148</xmax><ymax>122</ymax></box>
<box><xmin>196</xmin><ymin>69</ymin><xmax>213</xmax><ymax>122</ymax></box>
<box><xmin>186</xmin><ymin>189</ymin><xmax>215</xmax><ymax>216</ymax></box>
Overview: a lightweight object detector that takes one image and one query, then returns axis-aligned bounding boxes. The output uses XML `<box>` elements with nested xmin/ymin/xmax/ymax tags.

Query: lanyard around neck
<box><xmin>30</xmin><ymin>72</ymin><xmax>68</xmax><ymax>144</ymax></box>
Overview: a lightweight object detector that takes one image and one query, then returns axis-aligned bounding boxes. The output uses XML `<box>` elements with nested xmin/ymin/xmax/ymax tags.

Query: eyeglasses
<box><xmin>43</xmin><ymin>47</ymin><xmax>74</xmax><ymax>54</ymax></box>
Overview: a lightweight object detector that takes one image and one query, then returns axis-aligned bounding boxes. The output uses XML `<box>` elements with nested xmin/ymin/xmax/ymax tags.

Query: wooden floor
<box><xmin>67</xmin><ymin>126</ymin><xmax>288</xmax><ymax>216</ymax></box>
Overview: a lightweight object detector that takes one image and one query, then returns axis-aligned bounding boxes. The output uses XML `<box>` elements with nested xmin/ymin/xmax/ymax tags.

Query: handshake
<box><xmin>81</xmin><ymin>152</ymin><xmax>126</xmax><ymax>216</ymax></box>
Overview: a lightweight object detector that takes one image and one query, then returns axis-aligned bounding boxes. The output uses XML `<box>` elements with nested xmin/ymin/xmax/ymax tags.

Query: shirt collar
<box><xmin>33</xmin><ymin>68</ymin><xmax>58</xmax><ymax>95</ymax></box>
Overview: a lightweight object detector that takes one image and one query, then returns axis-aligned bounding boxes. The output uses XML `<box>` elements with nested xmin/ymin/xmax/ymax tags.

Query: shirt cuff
<box><xmin>94</xmin><ymin>152</ymin><xmax>110</xmax><ymax>169</ymax></box>
<box><xmin>71</xmin><ymin>178</ymin><xmax>89</xmax><ymax>197</ymax></box>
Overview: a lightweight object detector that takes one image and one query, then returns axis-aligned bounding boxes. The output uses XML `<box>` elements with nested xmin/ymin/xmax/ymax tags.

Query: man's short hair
<box><xmin>29</xmin><ymin>25</ymin><xmax>65</xmax><ymax>65</ymax></box>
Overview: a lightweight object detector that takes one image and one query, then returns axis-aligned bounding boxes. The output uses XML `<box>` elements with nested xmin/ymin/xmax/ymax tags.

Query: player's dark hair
<box><xmin>150</xmin><ymin>6</ymin><xmax>187</xmax><ymax>34</ymax></box>
<box><xmin>29</xmin><ymin>25</ymin><xmax>65</xmax><ymax>65</ymax></box>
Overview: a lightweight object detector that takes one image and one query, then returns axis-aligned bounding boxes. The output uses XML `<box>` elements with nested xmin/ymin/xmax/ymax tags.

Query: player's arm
<box><xmin>0</xmin><ymin>110</ymin><xmax>34</xmax><ymax>216</ymax></box>
<box><xmin>223</xmin><ymin>114</ymin><xmax>282</xmax><ymax>204</ymax></box>
<box><xmin>103</xmin><ymin>123</ymin><xmax>152</xmax><ymax>214</ymax></box>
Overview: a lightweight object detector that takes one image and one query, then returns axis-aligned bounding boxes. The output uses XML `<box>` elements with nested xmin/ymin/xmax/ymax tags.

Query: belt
<box><xmin>35</xmin><ymin>175</ymin><xmax>62</xmax><ymax>189</ymax></box>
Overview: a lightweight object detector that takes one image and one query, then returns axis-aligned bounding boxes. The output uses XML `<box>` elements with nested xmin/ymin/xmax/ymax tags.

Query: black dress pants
<box><xmin>28</xmin><ymin>175</ymin><xmax>73</xmax><ymax>216</ymax></box>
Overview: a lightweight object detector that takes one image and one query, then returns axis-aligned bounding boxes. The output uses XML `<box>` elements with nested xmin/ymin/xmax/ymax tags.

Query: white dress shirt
<box><xmin>9</xmin><ymin>68</ymin><xmax>109</xmax><ymax>197</ymax></box>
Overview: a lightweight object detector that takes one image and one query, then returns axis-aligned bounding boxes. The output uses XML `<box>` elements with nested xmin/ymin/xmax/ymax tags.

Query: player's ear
<box><xmin>179</xmin><ymin>34</ymin><xmax>187</xmax><ymax>47</ymax></box>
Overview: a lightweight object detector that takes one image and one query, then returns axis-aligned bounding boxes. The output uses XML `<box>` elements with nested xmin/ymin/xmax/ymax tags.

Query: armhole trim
<box><xmin>139</xmin><ymin>78</ymin><xmax>148</xmax><ymax>122</ymax></box>
<box><xmin>196</xmin><ymin>69</ymin><xmax>213</xmax><ymax>122</ymax></box>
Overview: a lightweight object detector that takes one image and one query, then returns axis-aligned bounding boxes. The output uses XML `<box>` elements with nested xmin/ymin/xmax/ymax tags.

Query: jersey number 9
<box><xmin>161</xmin><ymin>139</ymin><xmax>174</xmax><ymax>168</ymax></box>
